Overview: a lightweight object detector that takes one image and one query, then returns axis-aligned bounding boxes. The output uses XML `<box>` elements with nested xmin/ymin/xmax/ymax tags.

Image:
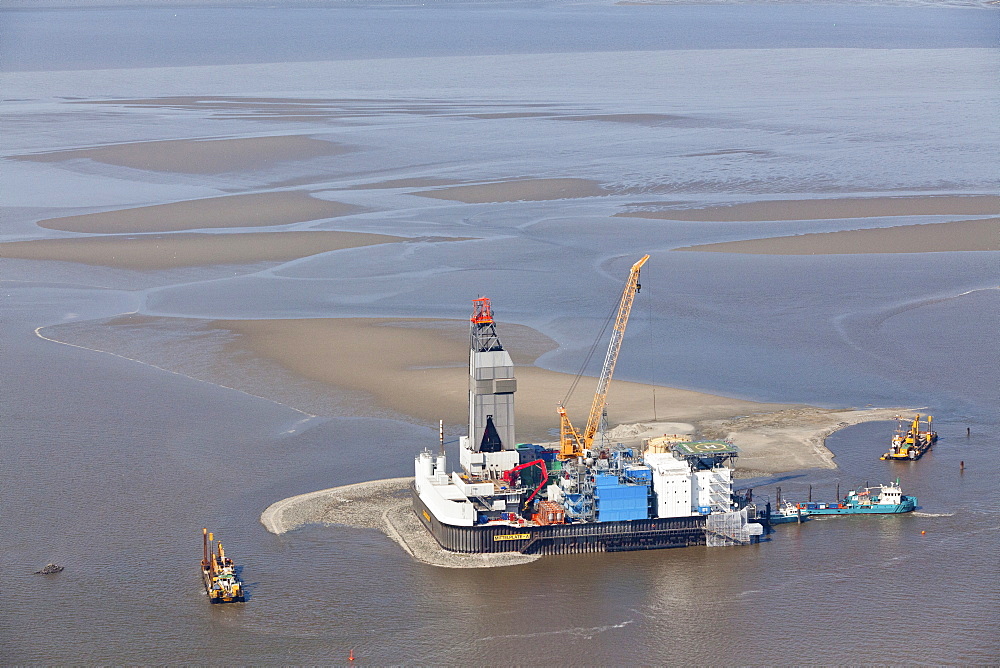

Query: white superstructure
<box><xmin>412</xmin><ymin>297</ymin><xmax>759</xmax><ymax>546</ymax></box>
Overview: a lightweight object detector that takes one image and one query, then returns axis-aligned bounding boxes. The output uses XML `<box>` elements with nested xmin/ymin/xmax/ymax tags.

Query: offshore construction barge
<box><xmin>413</xmin><ymin>257</ymin><xmax>763</xmax><ymax>555</ymax></box>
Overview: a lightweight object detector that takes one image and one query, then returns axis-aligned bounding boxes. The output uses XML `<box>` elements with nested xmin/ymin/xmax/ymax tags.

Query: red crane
<box><xmin>502</xmin><ymin>459</ymin><xmax>549</xmax><ymax>508</ymax></box>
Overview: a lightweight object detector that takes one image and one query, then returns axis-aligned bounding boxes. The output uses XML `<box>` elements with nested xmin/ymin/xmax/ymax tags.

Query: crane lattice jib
<box><xmin>582</xmin><ymin>254</ymin><xmax>649</xmax><ymax>446</ymax></box>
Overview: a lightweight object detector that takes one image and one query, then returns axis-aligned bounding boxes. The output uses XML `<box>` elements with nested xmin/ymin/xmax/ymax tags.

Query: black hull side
<box><xmin>412</xmin><ymin>484</ymin><xmax>707</xmax><ymax>555</ymax></box>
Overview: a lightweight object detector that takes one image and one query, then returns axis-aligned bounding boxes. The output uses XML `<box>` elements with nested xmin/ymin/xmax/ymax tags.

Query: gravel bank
<box><xmin>260</xmin><ymin>477</ymin><xmax>538</xmax><ymax>569</ymax></box>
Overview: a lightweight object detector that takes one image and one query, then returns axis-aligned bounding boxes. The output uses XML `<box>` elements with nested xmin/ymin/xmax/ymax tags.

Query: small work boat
<box><xmin>201</xmin><ymin>528</ymin><xmax>245</xmax><ymax>603</ymax></box>
<box><xmin>881</xmin><ymin>414</ymin><xmax>937</xmax><ymax>461</ymax></box>
<box><xmin>767</xmin><ymin>487</ymin><xmax>810</xmax><ymax>524</ymax></box>
<box><xmin>799</xmin><ymin>479</ymin><xmax>916</xmax><ymax>515</ymax></box>
<box><xmin>769</xmin><ymin>500</ymin><xmax>811</xmax><ymax>524</ymax></box>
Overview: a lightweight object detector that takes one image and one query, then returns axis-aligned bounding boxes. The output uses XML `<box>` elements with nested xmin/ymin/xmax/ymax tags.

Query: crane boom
<box><xmin>559</xmin><ymin>254</ymin><xmax>649</xmax><ymax>459</ymax></box>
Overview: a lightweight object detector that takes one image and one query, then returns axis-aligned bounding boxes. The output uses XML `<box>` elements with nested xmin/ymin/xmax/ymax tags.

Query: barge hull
<box><xmin>413</xmin><ymin>485</ymin><xmax>707</xmax><ymax>555</ymax></box>
<box><xmin>807</xmin><ymin>506</ymin><xmax>914</xmax><ymax>515</ymax></box>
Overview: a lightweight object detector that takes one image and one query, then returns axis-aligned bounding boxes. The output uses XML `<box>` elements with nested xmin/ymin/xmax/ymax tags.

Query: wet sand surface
<box><xmin>674</xmin><ymin>217</ymin><xmax>1000</xmax><ymax>254</ymax></box>
<box><xmin>42</xmin><ymin>315</ymin><xmax>796</xmax><ymax>451</ymax></box>
<box><xmin>618</xmin><ymin>194</ymin><xmax>1000</xmax><ymax>222</ymax></box>
<box><xmin>35</xmin><ymin>191</ymin><xmax>365</xmax><ymax>234</ymax></box>
<box><xmin>15</xmin><ymin>135</ymin><xmax>353</xmax><ymax>174</ymax></box>
<box><xmin>206</xmin><ymin>317</ymin><xmax>804</xmax><ymax>445</ymax></box>
<box><xmin>414</xmin><ymin>178</ymin><xmax>608</xmax><ymax>203</ymax></box>
<box><xmin>40</xmin><ymin>306</ymin><xmax>922</xmax><ymax>559</ymax></box>
<box><xmin>0</xmin><ymin>230</ymin><xmax>413</xmax><ymax>269</ymax></box>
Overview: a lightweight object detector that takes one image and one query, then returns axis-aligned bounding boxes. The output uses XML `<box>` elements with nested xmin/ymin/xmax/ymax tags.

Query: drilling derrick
<box><xmin>468</xmin><ymin>298</ymin><xmax>517</xmax><ymax>459</ymax></box>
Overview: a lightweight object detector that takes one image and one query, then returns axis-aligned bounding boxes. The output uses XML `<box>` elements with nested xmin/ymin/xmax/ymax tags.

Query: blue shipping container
<box><xmin>624</xmin><ymin>466</ymin><xmax>653</xmax><ymax>483</ymax></box>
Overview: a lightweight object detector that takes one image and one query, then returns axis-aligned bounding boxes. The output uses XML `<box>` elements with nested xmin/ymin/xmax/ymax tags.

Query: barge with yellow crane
<box><xmin>413</xmin><ymin>256</ymin><xmax>763</xmax><ymax>555</ymax></box>
<box><xmin>881</xmin><ymin>414</ymin><xmax>937</xmax><ymax>461</ymax></box>
<box><xmin>201</xmin><ymin>528</ymin><xmax>245</xmax><ymax>603</ymax></box>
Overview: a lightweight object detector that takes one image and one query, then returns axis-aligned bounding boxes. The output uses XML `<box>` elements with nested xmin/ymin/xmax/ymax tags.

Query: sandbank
<box><xmin>0</xmin><ymin>230</ymin><xmax>408</xmax><ymax>270</ymax></box>
<box><xmin>674</xmin><ymin>217</ymin><xmax>1000</xmax><ymax>254</ymax></box>
<box><xmin>14</xmin><ymin>135</ymin><xmax>351</xmax><ymax>174</ymax></box>
<box><xmin>617</xmin><ymin>194</ymin><xmax>1000</xmax><ymax>222</ymax></box>
<box><xmin>414</xmin><ymin>178</ymin><xmax>607</xmax><ymax>204</ymax></box>
<box><xmin>211</xmin><ymin>318</ymin><xmax>912</xmax><ymax>475</ymax></box>
<box><xmin>695</xmin><ymin>406</ymin><xmax>913</xmax><ymax>474</ymax></box>
<box><xmin>44</xmin><ymin>313</ymin><xmax>899</xmax><ymax>475</ymax></box>
<box><xmin>36</xmin><ymin>191</ymin><xmax>364</xmax><ymax>234</ymax></box>
<box><xmin>211</xmin><ymin>317</ymin><xmax>787</xmax><ymax>444</ymax></box>
<box><xmin>346</xmin><ymin>177</ymin><xmax>460</xmax><ymax>190</ymax></box>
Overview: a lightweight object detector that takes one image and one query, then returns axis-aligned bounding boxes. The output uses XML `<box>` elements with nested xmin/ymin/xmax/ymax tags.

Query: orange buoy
<box><xmin>348</xmin><ymin>649</ymin><xmax>355</xmax><ymax>662</ymax></box>
<box><xmin>921</xmin><ymin>530</ymin><xmax>926</xmax><ymax>535</ymax></box>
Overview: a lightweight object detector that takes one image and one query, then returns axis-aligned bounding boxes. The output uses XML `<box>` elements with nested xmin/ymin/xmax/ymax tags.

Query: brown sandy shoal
<box><xmin>346</xmin><ymin>176</ymin><xmax>460</xmax><ymax>190</ymax></box>
<box><xmin>617</xmin><ymin>194</ymin><xmax>1000</xmax><ymax>222</ymax></box>
<box><xmin>211</xmin><ymin>317</ymin><xmax>794</xmax><ymax>445</ymax></box>
<box><xmin>673</xmin><ymin>217</ymin><xmax>1000</xmax><ymax>254</ymax></box>
<box><xmin>14</xmin><ymin>135</ymin><xmax>351</xmax><ymax>174</ymax></box>
<box><xmin>696</xmin><ymin>407</ymin><xmax>914</xmax><ymax>474</ymax></box>
<box><xmin>414</xmin><ymin>178</ymin><xmax>607</xmax><ymax>203</ymax></box>
<box><xmin>49</xmin><ymin>312</ymin><xmax>902</xmax><ymax>477</ymax></box>
<box><xmin>37</xmin><ymin>191</ymin><xmax>365</xmax><ymax>234</ymax></box>
<box><xmin>0</xmin><ymin>230</ymin><xmax>409</xmax><ymax>270</ymax></box>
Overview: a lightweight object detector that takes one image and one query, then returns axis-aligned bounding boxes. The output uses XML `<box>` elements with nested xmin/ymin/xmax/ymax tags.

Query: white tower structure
<box><xmin>468</xmin><ymin>297</ymin><xmax>516</xmax><ymax>450</ymax></box>
<box><xmin>460</xmin><ymin>297</ymin><xmax>519</xmax><ymax>478</ymax></box>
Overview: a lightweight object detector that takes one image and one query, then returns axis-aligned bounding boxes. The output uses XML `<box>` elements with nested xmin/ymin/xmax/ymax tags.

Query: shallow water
<box><xmin>1</xmin><ymin>2</ymin><xmax>998</xmax><ymax>664</ymax></box>
<box><xmin>4</xmin><ymin>3</ymin><xmax>997</xmax><ymax>72</ymax></box>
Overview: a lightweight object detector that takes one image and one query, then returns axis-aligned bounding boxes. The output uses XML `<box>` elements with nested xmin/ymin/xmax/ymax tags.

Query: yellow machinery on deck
<box><xmin>881</xmin><ymin>414</ymin><xmax>937</xmax><ymax>460</ymax></box>
<box><xmin>558</xmin><ymin>254</ymin><xmax>649</xmax><ymax>460</ymax></box>
<box><xmin>201</xmin><ymin>528</ymin><xmax>245</xmax><ymax>603</ymax></box>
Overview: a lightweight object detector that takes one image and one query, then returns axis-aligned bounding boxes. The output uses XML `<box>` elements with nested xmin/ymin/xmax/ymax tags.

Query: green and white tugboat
<box><xmin>797</xmin><ymin>479</ymin><xmax>916</xmax><ymax>515</ymax></box>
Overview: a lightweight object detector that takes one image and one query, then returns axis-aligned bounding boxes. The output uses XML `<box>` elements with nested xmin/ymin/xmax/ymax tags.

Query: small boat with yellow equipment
<box><xmin>881</xmin><ymin>414</ymin><xmax>937</xmax><ymax>461</ymax></box>
<box><xmin>201</xmin><ymin>528</ymin><xmax>245</xmax><ymax>603</ymax></box>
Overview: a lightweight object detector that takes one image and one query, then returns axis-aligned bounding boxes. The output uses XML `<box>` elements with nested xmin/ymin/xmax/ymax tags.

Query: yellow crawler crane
<box><xmin>558</xmin><ymin>254</ymin><xmax>649</xmax><ymax>460</ymax></box>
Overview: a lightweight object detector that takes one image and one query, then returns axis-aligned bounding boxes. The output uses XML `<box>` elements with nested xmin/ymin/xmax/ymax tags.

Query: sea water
<box><xmin>1</xmin><ymin>2</ymin><xmax>998</xmax><ymax>663</ymax></box>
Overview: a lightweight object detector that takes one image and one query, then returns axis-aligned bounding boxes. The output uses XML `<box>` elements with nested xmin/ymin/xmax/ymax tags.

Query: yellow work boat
<box><xmin>201</xmin><ymin>528</ymin><xmax>245</xmax><ymax>603</ymax></box>
<box><xmin>881</xmin><ymin>414</ymin><xmax>937</xmax><ymax>461</ymax></box>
